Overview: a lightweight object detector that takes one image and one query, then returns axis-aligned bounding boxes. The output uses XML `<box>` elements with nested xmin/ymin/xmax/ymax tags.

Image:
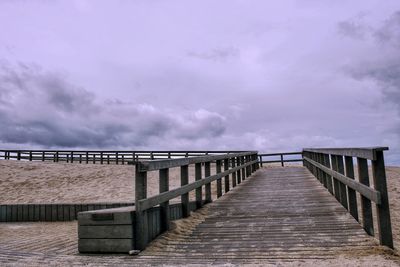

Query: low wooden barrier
<box><xmin>0</xmin><ymin>150</ymin><xmax>245</xmax><ymax>165</ymax></box>
<box><xmin>258</xmin><ymin>152</ymin><xmax>303</xmax><ymax>167</ymax></box>
<box><xmin>303</xmin><ymin>147</ymin><xmax>393</xmax><ymax>248</ymax></box>
<box><xmin>133</xmin><ymin>151</ymin><xmax>259</xmax><ymax>250</ymax></box>
<box><xmin>0</xmin><ymin>202</ymin><xmax>133</xmax><ymax>222</ymax></box>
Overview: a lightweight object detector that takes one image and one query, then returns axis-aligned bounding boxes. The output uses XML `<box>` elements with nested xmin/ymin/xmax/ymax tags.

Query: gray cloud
<box><xmin>0</xmin><ymin>62</ymin><xmax>227</xmax><ymax>148</ymax></box>
<box><xmin>337</xmin><ymin>20</ymin><xmax>368</xmax><ymax>40</ymax></box>
<box><xmin>374</xmin><ymin>11</ymin><xmax>400</xmax><ymax>45</ymax></box>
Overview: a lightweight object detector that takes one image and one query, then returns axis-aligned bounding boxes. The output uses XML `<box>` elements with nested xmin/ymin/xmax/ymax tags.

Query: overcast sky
<box><xmin>1</xmin><ymin>0</ymin><xmax>400</xmax><ymax>164</ymax></box>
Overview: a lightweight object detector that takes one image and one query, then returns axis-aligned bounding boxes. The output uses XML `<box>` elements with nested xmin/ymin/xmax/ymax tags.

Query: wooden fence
<box><xmin>302</xmin><ymin>147</ymin><xmax>393</xmax><ymax>248</ymax></box>
<box><xmin>0</xmin><ymin>150</ymin><xmax>245</xmax><ymax>165</ymax></box>
<box><xmin>133</xmin><ymin>151</ymin><xmax>259</xmax><ymax>250</ymax></box>
<box><xmin>258</xmin><ymin>152</ymin><xmax>303</xmax><ymax>167</ymax></box>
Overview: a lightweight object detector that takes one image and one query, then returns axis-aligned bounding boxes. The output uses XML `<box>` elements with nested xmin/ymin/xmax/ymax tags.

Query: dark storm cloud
<box><xmin>0</xmin><ymin>62</ymin><xmax>227</xmax><ymax>148</ymax></box>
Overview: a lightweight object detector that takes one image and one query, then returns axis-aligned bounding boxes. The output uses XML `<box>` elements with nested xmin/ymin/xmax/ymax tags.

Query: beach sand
<box><xmin>0</xmin><ymin>159</ymin><xmax>400</xmax><ymax>265</ymax></box>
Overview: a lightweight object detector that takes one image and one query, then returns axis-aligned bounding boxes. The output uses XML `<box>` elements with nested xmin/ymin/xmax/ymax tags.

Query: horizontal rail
<box><xmin>259</xmin><ymin>152</ymin><xmax>302</xmax><ymax>156</ymax></box>
<box><xmin>303</xmin><ymin>156</ymin><xmax>380</xmax><ymax>204</ymax></box>
<box><xmin>258</xmin><ymin>151</ymin><xmax>303</xmax><ymax>167</ymax></box>
<box><xmin>303</xmin><ymin>147</ymin><xmax>388</xmax><ymax>160</ymax></box>
<box><xmin>0</xmin><ymin>150</ymin><xmax>246</xmax><ymax>165</ymax></box>
<box><xmin>137</xmin><ymin>152</ymin><xmax>257</xmax><ymax>171</ymax></box>
<box><xmin>137</xmin><ymin>160</ymin><xmax>257</xmax><ymax>211</ymax></box>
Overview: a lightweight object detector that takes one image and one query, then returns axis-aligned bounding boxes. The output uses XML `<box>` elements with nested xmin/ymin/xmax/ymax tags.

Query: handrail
<box><xmin>302</xmin><ymin>147</ymin><xmax>393</xmax><ymax>248</ymax></box>
<box><xmin>303</xmin><ymin>147</ymin><xmax>388</xmax><ymax>160</ymax></box>
<box><xmin>0</xmin><ymin>150</ymin><xmax>246</xmax><ymax>165</ymax></box>
<box><xmin>134</xmin><ymin>151</ymin><xmax>259</xmax><ymax>250</ymax></box>
<box><xmin>258</xmin><ymin>151</ymin><xmax>303</xmax><ymax>167</ymax></box>
<box><xmin>137</xmin><ymin>151</ymin><xmax>257</xmax><ymax>171</ymax></box>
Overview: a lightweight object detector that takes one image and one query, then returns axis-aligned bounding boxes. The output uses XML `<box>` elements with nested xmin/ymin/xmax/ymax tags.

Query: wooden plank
<box><xmin>357</xmin><ymin>157</ymin><xmax>374</xmax><ymax>236</ymax></box>
<box><xmin>331</xmin><ymin>155</ymin><xmax>341</xmax><ymax>202</ymax></box>
<box><xmin>323</xmin><ymin>154</ymin><xmax>334</xmax><ymax>195</ymax></box>
<box><xmin>236</xmin><ymin>157</ymin><xmax>241</xmax><ymax>184</ymax></box>
<box><xmin>231</xmin><ymin>157</ymin><xmax>237</xmax><ymax>188</ymax></box>
<box><xmin>303</xmin><ymin>147</ymin><xmax>388</xmax><ymax>160</ymax></box>
<box><xmin>204</xmin><ymin>162</ymin><xmax>212</xmax><ymax>203</ymax></box>
<box><xmin>79</xmin><ymin>225</ymin><xmax>133</xmax><ymax>239</ymax></box>
<box><xmin>135</xmin><ymin>167</ymin><xmax>148</xmax><ymax>250</ymax></box>
<box><xmin>336</xmin><ymin>155</ymin><xmax>349</xmax><ymax>210</ymax></box>
<box><xmin>224</xmin><ymin>159</ymin><xmax>230</xmax><ymax>193</ymax></box>
<box><xmin>216</xmin><ymin>160</ymin><xmax>222</xmax><ymax>198</ymax></box>
<box><xmin>345</xmin><ymin>156</ymin><xmax>358</xmax><ymax>221</ymax></box>
<box><xmin>195</xmin><ymin>163</ymin><xmax>203</xmax><ymax>209</ymax></box>
<box><xmin>181</xmin><ymin>165</ymin><xmax>190</xmax><ymax>218</ymax></box>
<box><xmin>78</xmin><ymin>239</ymin><xmax>133</xmax><ymax>253</ymax></box>
<box><xmin>159</xmin><ymin>168</ymin><xmax>170</xmax><ymax>232</ymax></box>
<box><xmin>372</xmin><ymin>151</ymin><xmax>393</xmax><ymax>248</ymax></box>
<box><xmin>138</xmin><ymin>152</ymin><xmax>256</xmax><ymax>171</ymax></box>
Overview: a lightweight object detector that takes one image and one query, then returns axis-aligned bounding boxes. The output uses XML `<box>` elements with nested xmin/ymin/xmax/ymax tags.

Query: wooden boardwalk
<box><xmin>135</xmin><ymin>166</ymin><xmax>376</xmax><ymax>264</ymax></box>
<box><xmin>0</xmin><ymin>167</ymin><xmax>386</xmax><ymax>266</ymax></box>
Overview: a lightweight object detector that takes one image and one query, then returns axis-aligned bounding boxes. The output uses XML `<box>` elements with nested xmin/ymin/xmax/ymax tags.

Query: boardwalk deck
<box><xmin>0</xmin><ymin>166</ymin><xmax>392</xmax><ymax>266</ymax></box>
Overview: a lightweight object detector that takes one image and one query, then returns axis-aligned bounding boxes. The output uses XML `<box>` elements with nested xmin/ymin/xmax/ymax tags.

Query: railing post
<box><xmin>231</xmin><ymin>157</ymin><xmax>237</xmax><ymax>188</ymax></box>
<box><xmin>372</xmin><ymin>151</ymin><xmax>393</xmax><ymax>248</ymax></box>
<box><xmin>259</xmin><ymin>155</ymin><xmax>263</xmax><ymax>167</ymax></box>
<box><xmin>336</xmin><ymin>155</ymin><xmax>349</xmax><ymax>210</ymax></box>
<box><xmin>280</xmin><ymin>154</ymin><xmax>284</xmax><ymax>167</ymax></box>
<box><xmin>71</xmin><ymin>152</ymin><xmax>74</xmax><ymax>163</ymax></box>
<box><xmin>181</xmin><ymin>165</ymin><xmax>190</xmax><ymax>217</ymax></box>
<box><xmin>241</xmin><ymin>156</ymin><xmax>246</xmax><ymax>180</ymax></box>
<box><xmin>205</xmin><ymin>162</ymin><xmax>212</xmax><ymax>203</ymax></box>
<box><xmin>134</xmin><ymin>163</ymin><xmax>148</xmax><ymax>250</ymax></box>
<box><xmin>224</xmin><ymin>158</ymin><xmax>230</xmax><ymax>193</ymax></box>
<box><xmin>29</xmin><ymin>151</ymin><xmax>32</xmax><ymax>161</ymax></box>
<box><xmin>216</xmin><ymin>160</ymin><xmax>222</xmax><ymax>198</ymax></box>
<box><xmin>357</xmin><ymin>157</ymin><xmax>374</xmax><ymax>236</ymax></box>
<box><xmin>236</xmin><ymin>157</ymin><xmax>242</xmax><ymax>184</ymax></box>
<box><xmin>323</xmin><ymin>154</ymin><xmax>334</xmax><ymax>195</ymax></box>
<box><xmin>195</xmin><ymin>163</ymin><xmax>203</xmax><ymax>209</ymax></box>
<box><xmin>331</xmin><ymin>155</ymin><xmax>341</xmax><ymax>202</ymax></box>
<box><xmin>86</xmin><ymin>152</ymin><xmax>89</xmax><ymax>164</ymax></box>
<box><xmin>100</xmin><ymin>152</ymin><xmax>104</xmax><ymax>164</ymax></box>
<box><xmin>344</xmin><ymin>156</ymin><xmax>358</xmax><ymax>221</ymax></box>
<box><xmin>159</xmin><ymin>168</ymin><xmax>170</xmax><ymax>232</ymax></box>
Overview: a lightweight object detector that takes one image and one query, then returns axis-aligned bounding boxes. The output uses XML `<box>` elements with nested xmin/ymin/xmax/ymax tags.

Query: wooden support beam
<box><xmin>181</xmin><ymin>165</ymin><xmax>190</xmax><ymax>218</ymax></box>
<box><xmin>345</xmin><ymin>156</ymin><xmax>358</xmax><ymax>221</ymax></box>
<box><xmin>372</xmin><ymin>151</ymin><xmax>393</xmax><ymax>248</ymax></box>
<box><xmin>216</xmin><ymin>160</ymin><xmax>222</xmax><ymax>198</ymax></box>
<box><xmin>231</xmin><ymin>157</ymin><xmax>237</xmax><ymax>188</ymax></box>
<box><xmin>195</xmin><ymin>163</ymin><xmax>203</xmax><ymax>209</ymax></box>
<box><xmin>357</xmin><ymin>157</ymin><xmax>374</xmax><ymax>236</ymax></box>
<box><xmin>159</xmin><ymin>168</ymin><xmax>170</xmax><ymax>232</ymax></box>
<box><xmin>134</xmin><ymin>167</ymin><xmax>148</xmax><ymax>250</ymax></box>
<box><xmin>205</xmin><ymin>162</ymin><xmax>212</xmax><ymax>203</ymax></box>
<box><xmin>336</xmin><ymin>155</ymin><xmax>349</xmax><ymax>210</ymax></box>
<box><xmin>224</xmin><ymin>158</ymin><xmax>230</xmax><ymax>193</ymax></box>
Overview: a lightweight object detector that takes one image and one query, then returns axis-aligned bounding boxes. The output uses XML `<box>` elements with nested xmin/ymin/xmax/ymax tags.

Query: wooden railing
<box><xmin>0</xmin><ymin>150</ymin><xmax>245</xmax><ymax>165</ymax></box>
<box><xmin>258</xmin><ymin>152</ymin><xmax>303</xmax><ymax>167</ymax></box>
<box><xmin>133</xmin><ymin>151</ymin><xmax>259</xmax><ymax>250</ymax></box>
<box><xmin>302</xmin><ymin>147</ymin><xmax>393</xmax><ymax>248</ymax></box>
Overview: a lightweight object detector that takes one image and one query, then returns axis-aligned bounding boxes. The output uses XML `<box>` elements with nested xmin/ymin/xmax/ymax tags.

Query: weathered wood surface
<box><xmin>0</xmin><ymin>167</ymin><xmax>386</xmax><ymax>266</ymax></box>
<box><xmin>135</xmin><ymin>167</ymin><xmax>376</xmax><ymax>263</ymax></box>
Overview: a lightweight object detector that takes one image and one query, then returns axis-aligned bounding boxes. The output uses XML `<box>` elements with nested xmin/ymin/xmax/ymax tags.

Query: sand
<box><xmin>1</xmin><ymin>159</ymin><xmax>400</xmax><ymax>265</ymax></box>
<box><xmin>0</xmin><ymin>159</ymin><xmax>220</xmax><ymax>203</ymax></box>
